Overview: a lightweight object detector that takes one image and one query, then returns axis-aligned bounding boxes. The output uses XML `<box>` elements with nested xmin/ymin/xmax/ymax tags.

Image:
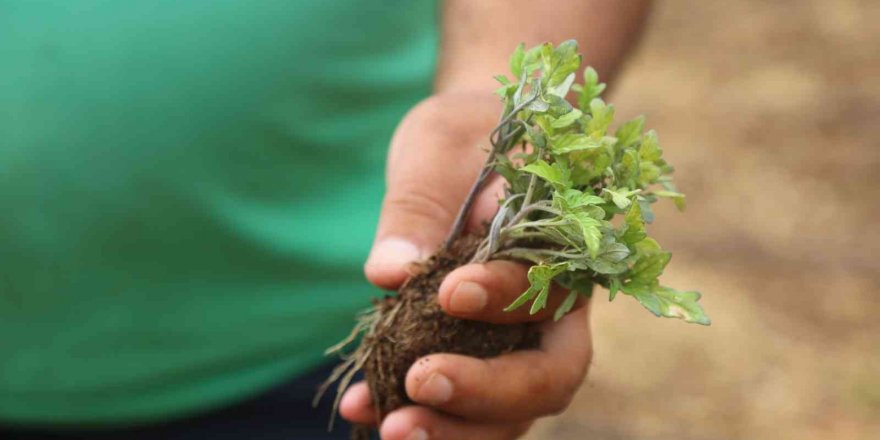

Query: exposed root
<box><xmin>313</xmin><ymin>307</ymin><xmax>380</xmax><ymax>431</ymax></box>
<box><xmin>317</xmin><ymin>235</ymin><xmax>539</xmax><ymax>440</ymax></box>
<box><xmin>323</xmin><ymin>308</ymin><xmax>377</xmax><ymax>356</ymax></box>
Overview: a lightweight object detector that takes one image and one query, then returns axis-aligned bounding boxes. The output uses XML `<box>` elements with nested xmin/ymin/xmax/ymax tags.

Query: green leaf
<box><xmin>524</xmin><ymin>124</ymin><xmax>547</xmax><ymax>149</ymax></box>
<box><xmin>623</xmin><ymin>279</ymin><xmax>659</xmax><ymax>310</ymax></box>
<box><xmin>655</xmin><ymin>287</ymin><xmax>711</xmax><ymax>325</ymax></box>
<box><xmin>616</xmin><ymin>149</ymin><xmax>640</xmax><ymax>188</ymax></box>
<box><xmin>553</xmin><ymin>291</ymin><xmax>580</xmax><ymax>321</ymax></box>
<box><xmin>629</xmin><ymin>239</ymin><xmax>671</xmax><ymax>284</ymax></box>
<box><xmin>527</xmin><ymin>98</ymin><xmax>551</xmax><ymax>113</ymax></box>
<box><xmin>494</xmin><ymin>153</ymin><xmax>519</xmax><ymax>186</ymax></box>
<box><xmin>586</xmin><ymin>239</ymin><xmax>630</xmax><ymax>274</ymax></box>
<box><xmin>620</xmin><ymin>203</ymin><xmax>647</xmax><ymax>245</ymax></box>
<box><xmin>562</xmin><ymin>272</ymin><xmax>594</xmax><ymax>295</ymax></box>
<box><xmin>494</xmin><ymin>75</ymin><xmax>511</xmax><ymax>86</ymax></box>
<box><xmin>548</xmin><ymin>72</ymin><xmax>576</xmax><ymax>98</ymax></box>
<box><xmin>530</xmin><ymin>288</ymin><xmax>550</xmax><ymax>314</ymax></box>
<box><xmin>545</xmin><ymin>93</ymin><xmax>572</xmax><ymax>114</ymax></box>
<box><xmin>553</xmin><ymin>188</ymin><xmax>604</xmax><ymax>210</ymax></box>
<box><xmin>575</xmin><ymin>67</ymin><xmax>607</xmax><ymax>111</ymax></box>
<box><xmin>506</xmin><ymin>263</ymin><xmax>566</xmax><ymax>314</ymax></box>
<box><xmin>534</xmin><ymin>114</ymin><xmax>555</xmax><ymax>137</ymax></box>
<box><xmin>564</xmin><ymin>212</ymin><xmax>602</xmax><ymax>258</ymax></box>
<box><xmin>638</xmin><ymin>198</ymin><xmax>655</xmax><ymax>223</ymax></box>
<box><xmin>549</xmin><ymin>133</ymin><xmax>602</xmax><ymax>154</ymax></box>
<box><xmin>631</xmin><ymin>252</ymin><xmax>670</xmax><ymax>283</ymax></box>
<box><xmin>553</xmin><ymin>39</ymin><xmax>579</xmax><ymax>58</ymax></box>
<box><xmin>600</xmin><ymin>242</ymin><xmax>630</xmax><ymax>262</ymax></box>
<box><xmin>539</xmin><ymin>42</ymin><xmax>554</xmax><ymax>72</ymax></box>
<box><xmin>548</xmin><ymin>40</ymin><xmax>580</xmax><ymax>86</ymax></box>
<box><xmin>602</xmin><ymin>188</ymin><xmax>634</xmax><ymax>209</ymax></box>
<box><xmin>609</xmin><ymin>277</ymin><xmax>622</xmax><ymax>301</ymax></box>
<box><xmin>655</xmin><ymin>190</ymin><xmax>687</xmax><ymax>211</ymax></box>
<box><xmin>584</xmin><ymin>66</ymin><xmax>600</xmax><ymax>87</ymax></box>
<box><xmin>587</xmin><ymin>98</ymin><xmax>615</xmax><ymax>136</ymax></box>
<box><xmin>570</xmin><ymin>147</ymin><xmax>613</xmax><ymax>185</ymax></box>
<box><xmin>550</xmin><ymin>108</ymin><xmax>583</xmax><ymax>129</ymax></box>
<box><xmin>495</xmin><ymin>84</ymin><xmax>516</xmax><ymax>99</ymax></box>
<box><xmin>505</xmin><ymin>284</ymin><xmax>542</xmax><ymax>312</ymax></box>
<box><xmin>615</xmin><ymin>116</ymin><xmax>645</xmax><ymax>151</ymax></box>
<box><xmin>639</xmin><ymin>130</ymin><xmax>662</xmax><ymax>162</ymax></box>
<box><xmin>521</xmin><ymin>160</ymin><xmax>571</xmax><ymax>188</ymax></box>
<box><xmin>510</xmin><ymin>43</ymin><xmax>525</xmax><ymax>78</ymax></box>
<box><xmin>628</xmin><ymin>285</ymin><xmax>711</xmax><ymax>325</ymax></box>
<box><xmin>639</xmin><ymin>160</ymin><xmax>662</xmax><ymax>185</ymax></box>
<box><xmin>522</xmin><ymin>44</ymin><xmax>544</xmax><ymax>75</ymax></box>
<box><xmin>587</xmin><ymin>258</ymin><xmax>628</xmax><ymax>275</ymax></box>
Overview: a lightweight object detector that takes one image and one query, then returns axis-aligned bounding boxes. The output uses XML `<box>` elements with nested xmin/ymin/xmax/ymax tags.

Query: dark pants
<box><xmin>0</xmin><ymin>363</ymin><xmax>367</xmax><ymax>440</ymax></box>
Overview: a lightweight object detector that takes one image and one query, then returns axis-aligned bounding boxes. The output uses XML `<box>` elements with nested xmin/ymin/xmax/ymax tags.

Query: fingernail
<box><xmin>415</xmin><ymin>372</ymin><xmax>453</xmax><ymax>405</ymax></box>
<box><xmin>449</xmin><ymin>281</ymin><xmax>488</xmax><ymax>314</ymax></box>
<box><xmin>405</xmin><ymin>428</ymin><xmax>428</xmax><ymax>440</ymax></box>
<box><xmin>366</xmin><ymin>238</ymin><xmax>421</xmax><ymax>272</ymax></box>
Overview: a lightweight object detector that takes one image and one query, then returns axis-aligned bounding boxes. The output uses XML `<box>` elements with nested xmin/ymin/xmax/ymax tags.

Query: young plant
<box><xmin>449</xmin><ymin>39</ymin><xmax>709</xmax><ymax>325</ymax></box>
<box><xmin>320</xmin><ymin>40</ymin><xmax>709</xmax><ymax>439</ymax></box>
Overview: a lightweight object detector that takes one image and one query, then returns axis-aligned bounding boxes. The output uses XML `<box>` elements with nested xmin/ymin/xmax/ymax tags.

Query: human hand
<box><xmin>339</xmin><ymin>93</ymin><xmax>593</xmax><ymax>440</ymax></box>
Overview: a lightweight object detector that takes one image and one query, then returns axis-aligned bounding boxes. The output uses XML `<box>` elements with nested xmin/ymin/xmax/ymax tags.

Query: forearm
<box><xmin>436</xmin><ymin>0</ymin><xmax>652</xmax><ymax>94</ymax></box>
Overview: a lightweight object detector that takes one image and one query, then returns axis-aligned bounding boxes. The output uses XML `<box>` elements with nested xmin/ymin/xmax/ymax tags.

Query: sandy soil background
<box><xmin>526</xmin><ymin>1</ymin><xmax>879</xmax><ymax>439</ymax></box>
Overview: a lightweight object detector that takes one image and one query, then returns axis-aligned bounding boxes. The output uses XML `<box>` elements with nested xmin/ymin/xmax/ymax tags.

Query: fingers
<box><xmin>363</xmin><ymin>94</ymin><xmax>501</xmax><ymax>290</ymax></box>
<box><xmin>438</xmin><ymin>260</ymin><xmax>584</xmax><ymax>323</ymax></box>
<box><xmin>341</xmin><ymin>305</ymin><xmax>591</xmax><ymax>431</ymax></box>
<box><xmin>339</xmin><ymin>381</ymin><xmax>377</xmax><ymax>426</ymax></box>
<box><xmin>380</xmin><ymin>406</ymin><xmax>531</xmax><ymax>440</ymax></box>
<box><xmin>405</xmin><ymin>305</ymin><xmax>592</xmax><ymax>422</ymax></box>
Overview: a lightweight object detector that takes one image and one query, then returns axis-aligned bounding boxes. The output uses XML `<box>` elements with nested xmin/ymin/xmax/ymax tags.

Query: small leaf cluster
<box><xmin>479</xmin><ymin>41</ymin><xmax>709</xmax><ymax>325</ymax></box>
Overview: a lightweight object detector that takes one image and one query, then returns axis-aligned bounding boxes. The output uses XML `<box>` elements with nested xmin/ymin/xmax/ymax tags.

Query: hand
<box><xmin>338</xmin><ymin>93</ymin><xmax>593</xmax><ymax>440</ymax></box>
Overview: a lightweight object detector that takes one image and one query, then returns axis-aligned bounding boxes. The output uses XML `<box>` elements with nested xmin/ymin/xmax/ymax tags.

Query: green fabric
<box><xmin>0</xmin><ymin>0</ymin><xmax>437</xmax><ymax>425</ymax></box>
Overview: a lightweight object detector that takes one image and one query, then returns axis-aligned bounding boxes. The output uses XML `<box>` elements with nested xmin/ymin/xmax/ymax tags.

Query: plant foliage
<box><xmin>472</xmin><ymin>41</ymin><xmax>709</xmax><ymax>325</ymax></box>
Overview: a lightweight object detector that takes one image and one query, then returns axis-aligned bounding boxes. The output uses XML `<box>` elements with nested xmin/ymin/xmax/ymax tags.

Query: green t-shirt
<box><xmin>0</xmin><ymin>1</ymin><xmax>437</xmax><ymax>425</ymax></box>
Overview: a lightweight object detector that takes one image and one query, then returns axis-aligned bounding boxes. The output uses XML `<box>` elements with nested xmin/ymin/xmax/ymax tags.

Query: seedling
<box><xmin>318</xmin><ymin>40</ymin><xmax>709</xmax><ymax>439</ymax></box>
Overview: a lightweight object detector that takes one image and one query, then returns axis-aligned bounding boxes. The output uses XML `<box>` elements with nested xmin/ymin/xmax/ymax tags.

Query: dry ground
<box><xmin>527</xmin><ymin>1</ymin><xmax>879</xmax><ymax>439</ymax></box>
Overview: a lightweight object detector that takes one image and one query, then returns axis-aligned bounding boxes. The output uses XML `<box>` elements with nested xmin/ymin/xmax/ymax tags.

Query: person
<box><xmin>0</xmin><ymin>1</ymin><xmax>650</xmax><ymax>439</ymax></box>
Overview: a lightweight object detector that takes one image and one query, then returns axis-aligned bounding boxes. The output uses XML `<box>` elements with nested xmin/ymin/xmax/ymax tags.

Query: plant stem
<box><xmin>443</xmin><ymin>95</ymin><xmax>537</xmax><ymax>250</ymax></box>
<box><xmin>522</xmin><ymin>173</ymin><xmax>538</xmax><ymax>206</ymax></box>
<box><xmin>444</xmin><ymin>153</ymin><xmax>495</xmax><ymax>250</ymax></box>
<box><xmin>520</xmin><ymin>144</ymin><xmax>543</xmax><ymax>209</ymax></box>
<box><xmin>494</xmin><ymin>247</ymin><xmax>585</xmax><ymax>262</ymax></box>
<box><xmin>506</xmin><ymin>201</ymin><xmax>557</xmax><ymax>228</ymax></box>
<box><xmin>503</xmin><ymin>218</ymin><xmax>568</xmax><ymax>232</ymax></box>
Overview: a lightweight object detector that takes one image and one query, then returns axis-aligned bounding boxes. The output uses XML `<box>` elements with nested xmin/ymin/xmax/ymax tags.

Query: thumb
<box><xmin>364</xmin><ymin>95</ymin><xmax>499</xmax><ymax>290</ymax></box>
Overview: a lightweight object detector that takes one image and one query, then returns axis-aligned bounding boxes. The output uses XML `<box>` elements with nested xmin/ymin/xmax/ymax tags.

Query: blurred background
<box><xmin>527</xmin><ymin>0</ymin><xmax>880</xmax><ymax>439</ymax></box>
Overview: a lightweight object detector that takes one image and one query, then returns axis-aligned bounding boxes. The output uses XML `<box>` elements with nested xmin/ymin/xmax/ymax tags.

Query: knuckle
<box><xmin>403</xmin><ymin>97</ymin><xmax>460</xmax><ymax>140</ymax></box>
<box><xmin>411</xmin><ymin>94</ymin><xmax>447</xmax><ymax>120</ymax></box>
<box><xmin>402</xmin><ymin>94</ymin><xmax>496</xmax><ymax>152</ymax></box>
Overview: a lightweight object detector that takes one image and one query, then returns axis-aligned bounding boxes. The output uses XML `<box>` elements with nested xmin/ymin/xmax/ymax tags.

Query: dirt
<box><xmin>354</xmin><ymin>235</ymin><xmax>540</xmax><ymax>437</ymax></box>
